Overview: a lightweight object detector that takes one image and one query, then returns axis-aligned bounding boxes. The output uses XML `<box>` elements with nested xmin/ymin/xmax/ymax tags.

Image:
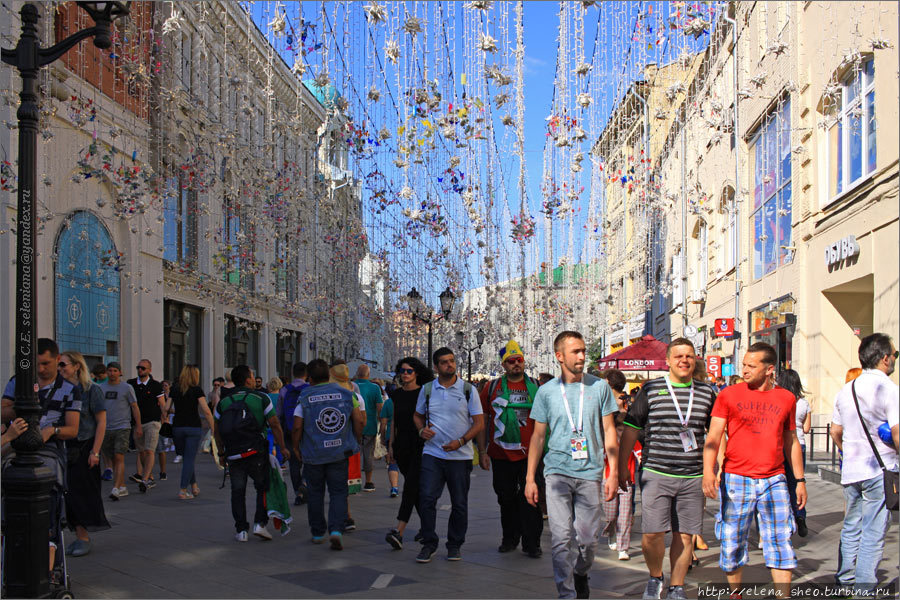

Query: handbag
<box><xmin>850</xmin><ymin>381</ymin><xmax>899</xmax><ymax>511</ymax></box>
<box><xmin>159</xmin><ymin>422</ymin><xmax>173</xmax><ymax>438</ymax></box>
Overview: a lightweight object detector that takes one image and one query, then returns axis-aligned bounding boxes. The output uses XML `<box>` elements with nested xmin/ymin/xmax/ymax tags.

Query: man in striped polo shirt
<box><xmin>618</xmin><ymin>338</ymin><xmax>717</xmax><ymax>600</ymax></box>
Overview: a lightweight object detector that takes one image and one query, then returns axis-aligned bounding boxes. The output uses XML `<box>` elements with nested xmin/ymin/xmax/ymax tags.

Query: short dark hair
<box><xmin>433</xmin><ymin>347</ymin><xmax>454</xmax><ymax>366</ymax></box>
<box><xmin>666</xmin><ymin>337</ymin><xmax>695</xmax><ymax>357</ymax></box>
<box><xmin>859</xmin><ymin>333</ymin><xmax>894</xmax><ymax>369</ymax></box>
<box><xmin>747</xmin><ymin>342</ymin><xmax>777</xmax><ymax>366</ymax></box>
<box><xmin>213</xmin><ymin>377</ymin><xmax>225</xmax><ymax>384</ymax></box>
<box><xmin>538</xmin><ymin>372</ymin><xmax>554</xmax><ymax>385</ymax></box>
<box><xmin>91</xmin><ymin>363</ymin><xmax>107</xmax><ymax>377</ymax></box>
<box><xmin>37</xmin><ymin>338</ymin><xmax>59</xmax><ymax>357</ymax></box>
<box><xmin>604</xmin><ymin>368</ymin><xmax>627</xmax><ymax>393</ymax></box>
<box><xmin>231</xmin><ymin>365</ymin><xmax>253</xmax><ymax>387</ymax></box>
<box><xmin>292</xmin><ymin>361</ymin><xmax>307</xmax><ymax>378</ymax></box>
<box><xmin>306</xmin><ymin>359</ymin><xmax>330</xmax><ymax>384</ymax></box>
<box><xmin>553</xmin><ymin>331</ymin><xmax>584</xmax><ymax>352</ymax></box>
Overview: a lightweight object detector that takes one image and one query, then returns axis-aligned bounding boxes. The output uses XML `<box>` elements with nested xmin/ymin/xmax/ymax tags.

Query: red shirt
<box><xmin>712</xmin><ymin>382</ymin><xmax>797</xmax><ymax>478</ymax></box>
<box><xmin>479</xmin><ymin>377</ymin><xmax>535</xmax><ymax>462</ymax></box>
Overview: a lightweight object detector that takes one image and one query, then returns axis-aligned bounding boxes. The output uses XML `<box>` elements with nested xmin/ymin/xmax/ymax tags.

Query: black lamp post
<box><xmin>456</xmin><ymin>328</ymin><xmax>485</xmax><ymax>381</ymax></box>
<box><xmin>2</xmin><ymin>3</ymin><xmax>129</xmax><ymax>597</ymax></box>
<box><xmin>406</xmin><ymin>286</ymin><xmax>455</xmax><ymax>369</ymax></box>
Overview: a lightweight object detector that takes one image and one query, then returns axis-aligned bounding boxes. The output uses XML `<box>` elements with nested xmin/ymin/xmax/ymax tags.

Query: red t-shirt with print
<box><xmin>480</xmin><ymin>377</ymin><xmax>535</xmax><ymax>462</ymax></box>
<box><xmin>712</xmin><ymin>382</ymin><xmax>797</xmax><ymax>478</ymax></box>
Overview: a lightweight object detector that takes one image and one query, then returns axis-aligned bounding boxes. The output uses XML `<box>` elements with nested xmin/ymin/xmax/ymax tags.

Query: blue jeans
<box><xmin>545</xmin><ymin>474</ymin><xmax>602</xmax><ymax>599</ymax></box>
<box><xmin>418</xmin><ymin>454</ymin><xmax>472</xmax><ymax>551</ymax></box>
<box><xmin>172</xmin><ymin>426</ymin><xmax>202</xmax><ymax>490</ymax></box>
<box><xmin>837</xmin><ymin>473</ymin><xmax>893</xmax><ymax>590</ymax></box>
<box><xmin>304</xmin><ymin>459</ymin><xmax>349</xmax><ymax>536</ymax></box>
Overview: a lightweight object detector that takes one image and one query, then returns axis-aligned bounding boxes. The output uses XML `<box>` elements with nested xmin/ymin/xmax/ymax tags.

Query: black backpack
<box><xmin>218</xmin><ymin>392</ymin><xmax>266</xmax><ymax>458</ymax></box>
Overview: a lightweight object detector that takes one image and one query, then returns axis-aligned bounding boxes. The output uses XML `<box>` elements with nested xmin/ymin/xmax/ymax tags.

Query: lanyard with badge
<box><xmin>665</xmin><ymin>376</ymin><xmax>698</xmax><ymax>452</ymax></box>
<box><xmin>560</xmin><ymin>381</ymin><xmax>587</xmax><ymax>460</ymax></box>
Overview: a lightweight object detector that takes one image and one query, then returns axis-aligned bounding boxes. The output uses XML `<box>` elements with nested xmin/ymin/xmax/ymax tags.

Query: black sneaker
<box><xmin>294</xmin><ymin>495</ymin><xmax>305</xmax><ymax>506</ymax></box>
<box><xmin>525</xmin><ymin>547</ymin><xmax>543</xmax><ymax>558</ymax></box>
<box><xmin>129</xmin><ymin>472</ymin><xmax>143</xmax><ymax>484</ymax></box>
<box><xmin>498</xmin><ymin>541</ymin><xmax>517</xmax><ymax>553</ymax></box>
<box><xmin>146</xmin><ymin>477</ymin><xmax>157</xmax><ymax>488</ymax></box>
<box><xmin>446</xmin><ymin>547</ymin><xmax>461</xmax><ymax>561</ymax></box>
<box><xmin>414</xmin><ymin>531</ymin><xmax>424</xmax><ymax>543</ymax></box>
<box><xmin>796</xmin><ymin>517</ymin><xmax>808</xmax><ymax>537</ymax></box>
<box><xmin>574</xmin><ymin>573</ymin><xmax>590</xmax><ymax>599</ymax></box>
<box><xmin>363</xmin><ymin>482</ymin><xmax>376</xmax><ymax>492</ymax></box>
<box><xmin>138</xmin><ymin>480</ymin><xmax>147</xmax><ymax>493</ymax></box>
<box><xmin>159</xmin><ymin>472</ymin><xmax>167</xmax><ymax>481</ymax></box>
<box><xmin>416</xmin><ymin>546</ymin><xmax>436</xmax><ymax>563</ymax></box>
<box><xmin>344</xmin><ymin>518</ymin><xmax>356</xmax><ymax>531</ymax></box>
<box><xmin>385</xmin><ymin>529</ymin><xmax>403</xmax><ymax>550</ymax></box>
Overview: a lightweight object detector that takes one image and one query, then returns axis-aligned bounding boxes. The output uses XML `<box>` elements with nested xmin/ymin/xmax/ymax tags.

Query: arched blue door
<box><xmin>55</xmin><ymin>211</ymin><xmax>121</xmax><ymax>362</ymax></box>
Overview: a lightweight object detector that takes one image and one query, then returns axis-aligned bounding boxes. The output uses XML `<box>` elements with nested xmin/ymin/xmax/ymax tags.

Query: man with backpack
<box><xmin>292</xmin><ymin>359</ymin><xmax>365</xmax><ymax>551</ymax></box>
<box><xmin>279</xmin><ymin>361</ymin><xmax>309</xmax><ymax>505</ymax></box>
<box><xmin>413</xmin><ymin>347</ymin><xmax>484</xmax><ymax>563</ymax></box>
<box><xmin>214</xmin><ymin>365</ymin><xmax>290</xmax><ymax>542</ymax></box>
<box><xmin>476</xmin><ymin>340</ymin><xmax>543</xmax><ymax>558</ymax></box>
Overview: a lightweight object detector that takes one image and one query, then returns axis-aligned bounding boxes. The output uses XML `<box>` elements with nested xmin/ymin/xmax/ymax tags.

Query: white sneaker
<box><xmin>618</xmin><ymin>550</ymin><xmax>630</xmax><ymax>561</ymax></box>
<box><xmin>608</xmin><ymin>541</ymin><xmax>617</xmax><ymax>551</ymax></box>
<box><xmin>173</xmin><ymin>455</ymin><xmax>183</xmax><ymax>463</ymax></box>
<box><xmin>235</xmin><ymin>530</ymin><xmax>248</xmax><ymax>542</ymax></box>
<box><xmin>758</xmin><ymin>539</ymin><xmax>764</xmax><ymax>549</ymax></box>
<box><xmin>117</xmin><ymin>486</ymin><xmax>129</xmax><ymax>497</ymax></box>
<box><xmin>253</xmin><ymin>523</ymin><xmax>273</xmax><ymax>541</ymax></box>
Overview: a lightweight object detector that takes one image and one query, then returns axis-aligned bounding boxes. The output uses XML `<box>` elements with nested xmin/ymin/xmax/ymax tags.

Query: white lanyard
<box><xmin>664</xmin><ymin>376</ymin><xmax>694</xmax><ymax>429</ymax></box>
<box><xmin>559</xmin><ymin>381</ymin><xmax>584</xmax><ymax>434</ymax></box>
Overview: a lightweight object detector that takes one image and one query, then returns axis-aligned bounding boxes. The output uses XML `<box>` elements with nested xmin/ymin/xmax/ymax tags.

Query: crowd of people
<box><xmin>1</xmin><ymin>331</ymin><xmax>897</xmax><ymax>599</ymax></box>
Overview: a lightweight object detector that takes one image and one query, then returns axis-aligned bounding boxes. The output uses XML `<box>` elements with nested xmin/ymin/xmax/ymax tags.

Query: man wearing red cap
<box><xmin>477</xmin><ymin>340</ymin><xmax>543</xmax><ymax>558</ymax></box>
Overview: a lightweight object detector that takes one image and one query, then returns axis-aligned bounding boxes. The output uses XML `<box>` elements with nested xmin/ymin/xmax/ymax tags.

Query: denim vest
<box><xmin>298</xmin><ymin>383</ymin><xmax>359</xmax><ymax>465</ymax></box>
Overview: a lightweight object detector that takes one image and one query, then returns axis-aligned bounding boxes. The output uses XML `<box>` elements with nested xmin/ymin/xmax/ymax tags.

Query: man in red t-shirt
<box><xmin>476</xmin><ymin>340</ymin><xmax>542</xmax><ymax>558</ymax></box>
<box><xmin>703</xmin><ymin>342</ymin><xmax>807</xmax><ymax>598</ymax></box>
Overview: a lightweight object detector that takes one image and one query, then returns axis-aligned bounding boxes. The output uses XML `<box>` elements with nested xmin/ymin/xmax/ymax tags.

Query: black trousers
<box><xmin>394</xmin><ymin>439</ymin><xmax>423</xmax><ymax>525</ymax></box>
<box><xmin>492</xmin><ymin>457</ymin><xmax>543</xmax><ymax>552</ymax></box>
<box><xmin>229</xmin><ymin>452</ymin><xmax>269</xmax><ymax>532</ymax></box>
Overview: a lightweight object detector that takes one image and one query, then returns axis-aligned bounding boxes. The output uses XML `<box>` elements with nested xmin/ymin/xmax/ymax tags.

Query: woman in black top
<box><xmin>171</xmin><ymin>365</ymin><xmax>214</xmax><ymax>499</ymax></box>
<box><xmin>385</xmin><ymin>357</ymin><xmax>433</xmax><ymax>550</ymax></box>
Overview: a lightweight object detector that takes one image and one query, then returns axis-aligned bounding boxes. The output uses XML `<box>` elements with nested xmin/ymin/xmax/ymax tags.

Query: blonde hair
<box><xmin>266</xmin><ymin>377</ymin><xmax>283</xmax><ymax>392</ymax></box>
<box><xmin>61</xmin><ymin>351</ymin><xmax>92</xmax><ymax>390</ymax></box>
<box><xmin>177</xmin><ymin>365</ymin><xmax>200</xmax><ymax>393</ymax></box>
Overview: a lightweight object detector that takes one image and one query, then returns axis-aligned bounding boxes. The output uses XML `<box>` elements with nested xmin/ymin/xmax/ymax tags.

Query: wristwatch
<box><xmin>458</xmin><ymin>437</ymin><xmax>466</xmax><ymax>447</ymax></box>
<box><xmin>795</xmin><ymin>477</ymin><xmax>806</xmax><ymax>483</ymax></box>
<box><xmin>91</xmin><ymin>452</ymin><xmax>100</xmax><ymax>458</ymax></box>
<box><xmin>53</xmin><ymin>426</ymin><xmax>60</xmax><ymax>437</ymax></box>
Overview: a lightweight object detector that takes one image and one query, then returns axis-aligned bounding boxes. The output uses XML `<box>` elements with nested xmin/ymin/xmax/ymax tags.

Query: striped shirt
<box><xmin>623</xmin><ymin>377</ymin><xmax>717</xmax><ymax>477</ymax></box>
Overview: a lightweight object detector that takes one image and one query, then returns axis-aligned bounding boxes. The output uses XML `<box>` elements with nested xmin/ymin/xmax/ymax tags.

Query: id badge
<box><xmin>570</xmin><ymin>436</ymin><xmax>588</xmax><ymax>460</ymax></box>
<box><xmin>679</xmin><ymin>428</ymin><xmax>698</xmax><ymax>452</ymax></box>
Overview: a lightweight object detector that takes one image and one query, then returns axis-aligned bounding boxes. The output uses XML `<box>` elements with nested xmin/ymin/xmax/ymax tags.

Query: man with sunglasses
<box><xmin>476</xmin><ymin>340</ymin><xmax>543</xmax><ymax>558</ymax></box>
<box><xmin>128</xmin><ymin>359</ymin><xmax>166</xmax><ymax>493</ymax></box>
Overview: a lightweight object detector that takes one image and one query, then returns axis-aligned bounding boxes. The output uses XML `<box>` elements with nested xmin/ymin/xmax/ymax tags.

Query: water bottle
<box><xmin>878</xmin><ymin>422</ymin><xmax>893</xmax><ymax>445</ymax></box>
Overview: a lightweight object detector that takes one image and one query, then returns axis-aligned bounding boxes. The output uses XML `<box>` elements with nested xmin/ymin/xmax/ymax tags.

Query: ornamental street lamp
<box><xmin>456</xmin><ymin>328</ymin><xmax>485</xmax><ymax>381</ymax></box>
<box><xmin>2</xmin><ymin>3</ymin><xmax>130</xmax><ymax>597</ymax></box>
<box><xmin>406</xmin><ymin>286</ymin><xmax>455</xmax><ymax>369</ymax></box>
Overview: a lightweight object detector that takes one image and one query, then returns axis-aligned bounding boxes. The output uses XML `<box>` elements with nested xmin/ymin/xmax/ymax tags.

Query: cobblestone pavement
<box><xmin>68</xmin><ymin>452</ymin><xmax>898</xmax><ymax>598</ymax></box>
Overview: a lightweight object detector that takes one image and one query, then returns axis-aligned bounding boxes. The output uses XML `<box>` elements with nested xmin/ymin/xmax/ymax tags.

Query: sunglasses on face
<box><xmin>505</xmin><ymin>356</ymin><xmax>524</xmax><ymax>364</ymax></box>
<box><xmin>57</xmin><ymin>361</ymin><xmax>70</xmax><ymax>368</ymax></box>
<box><xmin>136</xmin><ymin>366</ymin><xmax>147</xmax><ymax>371</ymax></box>
<box><xmin>892</xmin><ymin>351</ymin><xmax>900</xmax><ymax>359</ymax></box>
<box><xmin>398</xmin><ymin>368</ymin><xmax>415</xmax><ymax>374</ymax></box>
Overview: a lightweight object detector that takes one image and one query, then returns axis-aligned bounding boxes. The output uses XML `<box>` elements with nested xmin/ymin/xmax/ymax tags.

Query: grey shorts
<box><xmin>135</xmin><ymin>421</ymin><xmax>161</xmax><ymax>452</ymax></box>
<box><xmin>361</xmin><ymin>435</ymin><xmax>376</xmax><ymax>472</ymax></box>
<box><xmin>639</xmin><ymin>469</ymin><xmax>705</xmax><ymax>535</ymax></box>
<box><xmin>102</xmin><ymin>428</ymin><xmax>131</xmax><ymax>456</ymax></box>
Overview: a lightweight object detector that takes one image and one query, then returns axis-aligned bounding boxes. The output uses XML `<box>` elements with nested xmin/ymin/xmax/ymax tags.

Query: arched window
<box><xmin>55</xmin><ymin>211</ymin><xmax>120</xmax><ymax>363</ymax></box>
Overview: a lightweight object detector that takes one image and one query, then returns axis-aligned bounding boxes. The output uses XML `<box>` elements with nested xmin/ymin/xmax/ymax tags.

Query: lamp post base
<box><xmin>2</xmin><ymin>453</ymin><xmax>55</xmax><ymax>598</ymax></box>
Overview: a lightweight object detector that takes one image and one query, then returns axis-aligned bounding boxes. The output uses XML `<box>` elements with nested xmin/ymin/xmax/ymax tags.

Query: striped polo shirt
<box><xmin>623</xmin><ymin>377</ymin><xmax>717</xmax><ymax>477</ymax></box>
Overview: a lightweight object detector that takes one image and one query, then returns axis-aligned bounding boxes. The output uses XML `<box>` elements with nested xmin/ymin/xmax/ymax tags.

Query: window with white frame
<box><xmin>179</xmin><ymin>33</ymin><xmax>192</xmax><ymax>91</ymax></box>
<box><xmin>828</xmin><ymin>58</ymin><xmax>876</xmax><ymax>199</ymax></box>
<box><xmin>749</xmin><ymin>98</ymin><xmax>792</xmax><ymax>280</ymax></box>
<box><xmin>163</xmin><ymin>176</ymin><xmax>197</xmax><ymax>266</ymax></box>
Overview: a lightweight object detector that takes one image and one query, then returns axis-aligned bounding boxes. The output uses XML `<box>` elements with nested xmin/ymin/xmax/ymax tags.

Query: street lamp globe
<box><xmin>455</xmin><ymin>331</ymin><xmax>464</xmax><ymax>348</ymax></box>
<box><xmin>476</xmin><ymin>328</ymin><xmax>485</xmax><ymax>347</ymax></box>
<box><xmin>438</xmin><ymin>286</ymin><xmax>455</xmax><ymax>318</ymax></box>
<box><xmin>406</xmin><ymin>286</ymin><xmax>423</xmax><ymax>316</ymax></box>
<box><xmin>76</xmin><ymin>1</ymin><xmax>131</xmax><ymax>49</ymax></box>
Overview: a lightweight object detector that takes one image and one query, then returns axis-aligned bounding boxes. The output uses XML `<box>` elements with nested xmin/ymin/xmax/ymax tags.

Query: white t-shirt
<box><xmin>832</xmin><ymin>369</ymin><xmax>899</xmax><ymax>485</ymax></box>
<box><xmin>795</xmin><ymin>397</ymin><xmax>810</xmax><ymax>447</ymax></box>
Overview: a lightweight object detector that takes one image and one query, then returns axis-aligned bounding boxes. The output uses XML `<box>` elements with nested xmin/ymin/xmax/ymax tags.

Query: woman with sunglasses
<box><xmin>385</xmin><ymin>357</ymin><xmax>434</xmax><ymax>550</ymax></box>
<box><xmin>58</xmin><ymin>351</ymin><xmax>110</xmax><ymax>557</ymax></box>
<box><xmin>171</xmin><ymin>365</ymin><xmax>214</xmax><ymax>499</ymax></box>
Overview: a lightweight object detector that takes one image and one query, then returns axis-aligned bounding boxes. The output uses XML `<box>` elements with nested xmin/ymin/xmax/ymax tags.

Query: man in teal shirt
<box><xmin>525</xmin><ymin>331</ymin><xmax>619</xmax><ymax>599</ymax></box>
<box><xmin>353</xmin><ymin>364</ymin><xmax>383</xmax><ymax>492</ymax></box>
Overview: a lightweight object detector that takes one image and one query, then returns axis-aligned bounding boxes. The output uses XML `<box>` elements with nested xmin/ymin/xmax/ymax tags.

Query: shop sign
<box><xmin>707</xmin><ymin>355</ymin><xmax>722</xmax><ymax>378</ymax></box>
<box><xmin>825</xmin><ymin>235</ymin><xmax>859</xmax><ymax>267</ymax></box>
<box><xmin>722</xmin><ymin>363</ymin><xmax>735</xmax><ymax>377</ymax></box>
<box><xmin>714</xmin><ymin>318</ymin><xmax>735</xmax><ymax>337</ymax></box>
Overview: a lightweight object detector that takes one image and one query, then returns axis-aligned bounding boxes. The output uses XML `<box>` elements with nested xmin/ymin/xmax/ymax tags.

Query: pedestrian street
<box><xmin>67</xmin><ymin>453</ymin><xmax>898</xmax><ymax>599</ymax></box>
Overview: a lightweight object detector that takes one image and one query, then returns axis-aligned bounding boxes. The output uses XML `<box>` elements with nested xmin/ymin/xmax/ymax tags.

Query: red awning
<box><xmin>595</xmin><ymin>334</ymin><xmax>669</xmax><ymax>371</ymax></box>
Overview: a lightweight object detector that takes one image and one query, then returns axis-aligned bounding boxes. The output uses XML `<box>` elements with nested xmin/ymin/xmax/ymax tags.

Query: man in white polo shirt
<box><xmin>413</xmin><ymin>346</ymin><xmax>484</xmax><ymax>563</ymax></box>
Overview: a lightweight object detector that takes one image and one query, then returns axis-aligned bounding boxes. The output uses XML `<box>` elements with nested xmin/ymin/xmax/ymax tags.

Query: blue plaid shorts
<box><xmin>714</xmin><ymin>472</ymin><xmax>797</xmax><ymax>572</ymax></box>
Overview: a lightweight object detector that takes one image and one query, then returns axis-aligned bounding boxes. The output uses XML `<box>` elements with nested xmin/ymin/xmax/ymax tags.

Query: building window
<box><xmin>750</xmin><ymin>98</ymin><xmax>792</xmax><ymax>280</ymax></box>
<box><xmin>163</xmin><ymin>176</ymin><xmax>197</xmax><ymax>266</ymax></box>
<box><xmin>223</xmin><ymin>196</ymin><xmax>255</xmax><ymax>291</ymax></box>
<box><xmin>163</xmin><ymin>300</ymin><xmax>202</xmax><ymax>383</ymax></box>
<box><xmin>179</xmin><ymin>32</ymin><xmax>192</xmax><ymax>91</ymax></box>
<box><xmin>828</xmin><ymin>58</ymin><xmax>875</xmax><ymax>198</ymax></box>
<box><xmin>225</xmin><ymin>316</ymin><xmax>258</xmax><ymax>372</ymax></box>
<box><xmin>276</xmin><ymin>331</ymin><xmax>303</xmax><ymax>382</ymax></box>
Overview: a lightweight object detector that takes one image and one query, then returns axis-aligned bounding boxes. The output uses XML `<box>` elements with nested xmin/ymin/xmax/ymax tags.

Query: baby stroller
<box><xmin>2</xmin><ymin>446</ymin><xmax>74</xmax><ymax>598</ymax></box>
